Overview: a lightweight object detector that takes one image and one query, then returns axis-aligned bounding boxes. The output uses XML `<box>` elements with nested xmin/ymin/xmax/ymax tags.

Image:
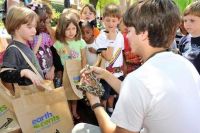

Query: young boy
<box><xmin>95</xmin><ymin>3</ymin><xmax>124</xmax><ymax>114</ymax></box>
<box><xmin>0</xmin><ymin>6</ymin><xmax>43</xmax><ymax>93</ymax></box>
<box><xmin>181</xmin><ymin>1</ymin><xmax>200</xmax><ymax>74</ymax></box>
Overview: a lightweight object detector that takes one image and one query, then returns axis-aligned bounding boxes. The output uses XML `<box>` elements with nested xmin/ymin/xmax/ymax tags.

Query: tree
<box><xmin>64</xmin><ymin>0</ymin><xmax>70</xmax><ymax>8</ymax></box>
<box><xmin>89</xmin><ymin>0</ymin><xmax>98</xmax><ymax>9</ymax></box>
<box><xmin>174</xmin><ymin>0</ymin><xmax>193</xmax><ymax>13</ymax></box>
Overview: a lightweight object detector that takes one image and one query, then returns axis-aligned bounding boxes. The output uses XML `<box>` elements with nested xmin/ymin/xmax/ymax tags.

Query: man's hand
<box><xmin>81</xmin><ymin>66</ymin><xmax>108</xmax><ymax>80</ymax></box>
<box><xmin>86</xmin><ymin>92</ymin><xmax>100</xmax><ymax>106</ymax></box>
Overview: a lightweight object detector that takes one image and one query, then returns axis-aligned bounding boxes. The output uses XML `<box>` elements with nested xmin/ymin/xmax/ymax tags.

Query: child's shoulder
<box><xmin>54</xmin><ymin>40</ymin><xmax>64</xmax><ymax>48</ymax></box>
<box><xmin>96</xmin><ymin>30</ymin><xmax>107</xmax><ymax>40</ymax></box>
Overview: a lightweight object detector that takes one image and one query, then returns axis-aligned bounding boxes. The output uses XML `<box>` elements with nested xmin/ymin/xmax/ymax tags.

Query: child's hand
<box><xmin>45</xmin><ymin>66</ymin><xmax>55</xmax><ymax>80</ymax></box>
<box><xmin>88</xmin><ymin>47</ymin><xmax>97</xmax><ymax>54</ymax></box>
<box><xmin>21</xmin><ymin>69</ymin><xmax>43</xmax><ymax>86</ymax></box>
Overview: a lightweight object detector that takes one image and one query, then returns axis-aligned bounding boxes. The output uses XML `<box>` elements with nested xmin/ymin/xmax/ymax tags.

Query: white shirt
<box><xmin>86</xmin><ymin>41</ymin><xmax>98</xmax><ymax>66</ymax></box>
<box><xmin>96</xmin><ymin>30</ymin><xmax>124</xmax><ymax>77</ymax></box>
<box><xmin>111</xmin><ymin>52</ymin><xmax>200</xmax><ymax>133</ymax></box>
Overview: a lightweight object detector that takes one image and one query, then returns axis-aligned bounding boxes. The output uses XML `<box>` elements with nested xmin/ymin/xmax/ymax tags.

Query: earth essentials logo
<box><xmin>0</xmin><ymin>105</ymin><xmax>8</xmax><ymax>116</ymax></box>
<box><xmin>0</xmin><ymin>105</ymin><xmax>13</xmax><ymax>130</ymax></box>
<box><xmin>32</xmin><ymin>112</ymin><xmax>60</xmax><ymax>132</ymax></box>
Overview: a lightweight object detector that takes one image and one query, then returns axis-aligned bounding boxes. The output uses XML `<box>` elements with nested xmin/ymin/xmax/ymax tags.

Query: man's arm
<box><xmin>103</xmin><ymin>70</ymin><xmax>121</xmax><ymax>93</ymax></box>
<box><xmin>87</xmin><ymin>93</ymin><xmax>138</xmax><ymax>133</ymax></box>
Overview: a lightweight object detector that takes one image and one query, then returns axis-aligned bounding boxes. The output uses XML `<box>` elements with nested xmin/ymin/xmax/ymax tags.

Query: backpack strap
<box><xmin>108</xmin><ymin>48</ymin><xmax>122</xmax><ymax>68</ymax></box>
<box><xmin>8</xmin><ymin>45</ymin><xmax>43</xmax><ymax>79</ymax></box>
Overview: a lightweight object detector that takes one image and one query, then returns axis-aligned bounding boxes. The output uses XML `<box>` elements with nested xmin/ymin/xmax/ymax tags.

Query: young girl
<box><xmin>54</xmin><ymin>14</ymin><xmax>87</xmax><ymax>123</ymax></box>
<box><xmin>80</xmin><ymin>4</ymin><xmax>100</xmax><ymax>38</ymax></box>
<box><xmin>27</xmin><ymin>2</ymin><xmax>55</xmax><ymax>80</ymax></box>
<box><xmin>80</xmin><ymin>21</ymin><xmax>98</xmax><ymax>66</ymax></box>
<box><xmin>0</xmin><ymin>6</ymin><xmax>43</xmax><ymax>92</ymax></box>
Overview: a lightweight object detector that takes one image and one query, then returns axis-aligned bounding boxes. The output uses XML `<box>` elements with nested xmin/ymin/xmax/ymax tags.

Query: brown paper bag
<box><xmin>63</xmin><ymin>60</ymin><xmax>83</xmax><ymax>100</ymax></box>
<box><xmin>12</xmin><ymin>87</ymin><xmax>74</xmax><ymax>133</ymax></box>
<box><xmin>0</xmin><ymin>82</ymin><xmax>21</xmax><ymax>133</ymax></box>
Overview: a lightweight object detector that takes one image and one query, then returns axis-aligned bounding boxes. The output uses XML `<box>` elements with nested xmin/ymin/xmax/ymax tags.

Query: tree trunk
<box><xmin>89</xmin><ymin>0</ymin><xmax>99</xmax><ymax>9</ymax></box>
<box><xmin>120</xmin><ymin>0</ymin><xmax>127</xmax><ymax>14</ymax></box>
<box><xmin>64</xmin><ymin>0</ymin><xmax>70</xmax><ymax>8</ymax></box>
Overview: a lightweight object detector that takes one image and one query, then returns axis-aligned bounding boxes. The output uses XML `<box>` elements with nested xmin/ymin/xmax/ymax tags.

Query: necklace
<box><xmin>144</xmin><ymin>49</ymin><xmax>169</xmax><ymax>62</ymax></box>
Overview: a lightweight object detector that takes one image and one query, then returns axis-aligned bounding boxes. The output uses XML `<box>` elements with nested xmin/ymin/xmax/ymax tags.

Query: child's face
<box><xmin>184</xmin><ymin>15</ymin><xmax>200</xmax><ymax>37</ymax></box>
<box><xmin>81</xmin><ymin>7</ymin><xmax>95</xmax><ymax>22</ymax></box>
<box><xmin>15</xmin><ymin>19</ymin><xmax>37</xmax><ymax>43</ymax></box>
<box><xmin>103</xmin><ymin>16</ymin><xmax>120</xmax><ymax>32</ymax></box>
<box><xmin>65</xmin><ymin>22</ymin><xmax>77</xmax><ymax>40</ymax></box>
<box><xmin>82</xmin><ymin>27</ymin><xmax>94</xmax><ymax>44</ymax></box>
<box><xmin>37</xmin><ymin>13</ymin><xmax>48</xmax><ymax>33</ymax></box>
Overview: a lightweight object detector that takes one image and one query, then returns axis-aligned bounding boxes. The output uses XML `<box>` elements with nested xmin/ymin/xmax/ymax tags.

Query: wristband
<box><xmin>91</xmin><ymin>103</ymin><xmax>104</xmax><ymax>110</ymax></box>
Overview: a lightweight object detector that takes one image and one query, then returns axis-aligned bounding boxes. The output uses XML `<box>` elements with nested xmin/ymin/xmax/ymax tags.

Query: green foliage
<box><xmin>0</xmin><ymin>0</ymin><xmax>4</xmax><ymax>28</ymax></box>
<box><xmin>96</xmin><ymin>0</ymin><xmax>119</xmax><ymax>14</ymax></box>
<box><xmin>50</xmin><ymin>2</ymin><xmax>63</xmax><ymax>27</ymax></box>
<box><xmin>174</xmin><ymin>0</ymin><xmax>193</xmax><ymax>14</ymax></box>
<box><xmin>82</xmin><ymin>0</ymin><xmax>120</xmax><ymax>16</ymax></box>
<box><xmin>51</xmin><ymin>8</ymin><xmax>61</xmax><ymax>27</ymax></box>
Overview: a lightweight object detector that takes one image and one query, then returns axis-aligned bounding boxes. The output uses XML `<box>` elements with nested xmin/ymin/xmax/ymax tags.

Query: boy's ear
<box><xmin>139</xmin><ymin>31</ymin><xmax>148</xmax><ymax>41</ymax></box>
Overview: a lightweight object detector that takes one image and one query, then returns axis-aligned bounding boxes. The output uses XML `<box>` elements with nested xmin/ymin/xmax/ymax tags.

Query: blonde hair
<box><xmin>80</xmin><ymin>4</ymin><xmax>96</xmax><ymax>16</ymax></box>
<box><xmin>184</xmin><ymin>1</ymin><xmax>200</xmax><ymax>17</ymax></box>
<box><xmin>62</xmin><ymin>8</ymin><xmax>80</xmax><ymax>22</ymax></box>
<box><xmin>6</xmin><ymin>6</ymin><xmax>38</xmax><ymax>35</ymax></box>
<box><xmin>103</xmin><ymin>3</ymin><xmax>121</xmax><ymax>19</ymax></box>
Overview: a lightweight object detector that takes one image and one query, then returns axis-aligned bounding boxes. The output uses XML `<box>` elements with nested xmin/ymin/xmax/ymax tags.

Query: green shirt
<box><xmin>54</xmin><ymin>40</ymin><xmax>86</xmax><ymax>66</ymax></box>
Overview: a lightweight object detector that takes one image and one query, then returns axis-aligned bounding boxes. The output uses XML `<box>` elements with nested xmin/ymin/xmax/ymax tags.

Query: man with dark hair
<box><xmin>72</xmin><ymin>0</ymin><xmax>200</xmax><ymax>133</ymax></box>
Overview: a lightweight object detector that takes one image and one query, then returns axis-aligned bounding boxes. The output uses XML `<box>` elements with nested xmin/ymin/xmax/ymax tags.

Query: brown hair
<box><xmin>184</xmin><ymin>1</ymin><xmax>200</xmax><ymax>17</ymax></box>
<box><xmin>62</xmin><ymin>8</ymin><xmax>80</xmax><ymax>22</ymax></box>
<box><xmin>123</xmin><ymin>0</ymin><xmax>180</xmax><ymax>48</ymax></box>
<box><xmin>80</xmin><ymin>4</ymin><xmax>96</xmax><ymax>16</ymax></box>
<box><xmin>5</xmin><ymin>6</ymin><xmax>38</xmax><ymax>35</ymax></box>
<box><xmin>55</xmin><ymin>13</ymin><xmax>81</xmax><ymax>43</ymax></box>
<box><xmin>103</xmin><ymin>3</ymin><xmax>121</xmax><ymax>19</ymax></box>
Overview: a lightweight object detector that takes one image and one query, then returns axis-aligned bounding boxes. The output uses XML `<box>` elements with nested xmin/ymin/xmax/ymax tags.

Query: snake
<box><xmin>76</xmin><ymin>65</ymin><xmax>105</xmax><ymax>97</ymax></box>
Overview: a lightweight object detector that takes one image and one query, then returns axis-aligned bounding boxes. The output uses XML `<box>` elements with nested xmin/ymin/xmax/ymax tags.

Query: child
<box><xmin>54</xmin><ymin>14</ymin><xmax>87</xmax><ymax>123</ymax></box>
<box><xmin>27</xmin><ymin>2</ymin><xmax>55</xmax><ymax>80</ymax></box>
<box><xmin>181</xmin><ymin>1</ymin><xmax>200</xmax><ymax>74</ymax></box>
<box><xmin>80</xmin><ymin>4</ymin><xmax>100</xmax><ymax>38</ymax></box>
<box><xmin>0</xmin><ymin>6</ymin><xmax>43</xmax><ymax>93</ymax></box>
<box><xmin>119</xmin><ymin>20</ymin><xmax>141</xmax><ymax>75</ymax></box>
<box><xmin>80</xmin><ymin>21</ymin><xmax>98</xmax><ymax>66</ymax></box>
<box><xmin>96</xmin><ymin>3</ymin><xmax>124</xmax><ymax>114</ymax></box>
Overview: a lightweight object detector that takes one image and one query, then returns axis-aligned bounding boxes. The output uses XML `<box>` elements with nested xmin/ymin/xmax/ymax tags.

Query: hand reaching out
<box><xmin>21</xmin><ymin>69</ymin><xmax>43</xmax><ymax>86</ymax></box>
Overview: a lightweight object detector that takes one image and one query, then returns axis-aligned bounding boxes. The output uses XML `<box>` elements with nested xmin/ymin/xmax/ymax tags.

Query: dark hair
<box><xmin>26</xmin><ymin>2</ymin><xmax>52</xmax><ymax>18</ymax></box>
<box><xmin>1</xmin><ymin>0</ymin><xmax>7</xmax><ymax>24</ymax></box>
<box><xmin>79</xmin><ymin>20</ymin><xmax>95</xmax><ymax>29</ymax></box>
<box><xmin>80</xmin><ymin>4</ymin><xmax>96</xmax><ymax>16</ymax></box>
<box><xmin>123</xmin><ymin>0</ymin><xmax>180</xmax><ymax>48</ymax></box>
<box><xmin>55</xmin><ymin>14</ymin><xmax>81</xmax><ymax>43</ymax></box>
<box><xmin>184</xmin><ymin>1</ymin><xmax>200</xmax><ymax>17</ymax></box>
<box><xmin>103</xmin><ymin>3</ymin><xmax>121</xmax><ymax>19</ymax></box>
